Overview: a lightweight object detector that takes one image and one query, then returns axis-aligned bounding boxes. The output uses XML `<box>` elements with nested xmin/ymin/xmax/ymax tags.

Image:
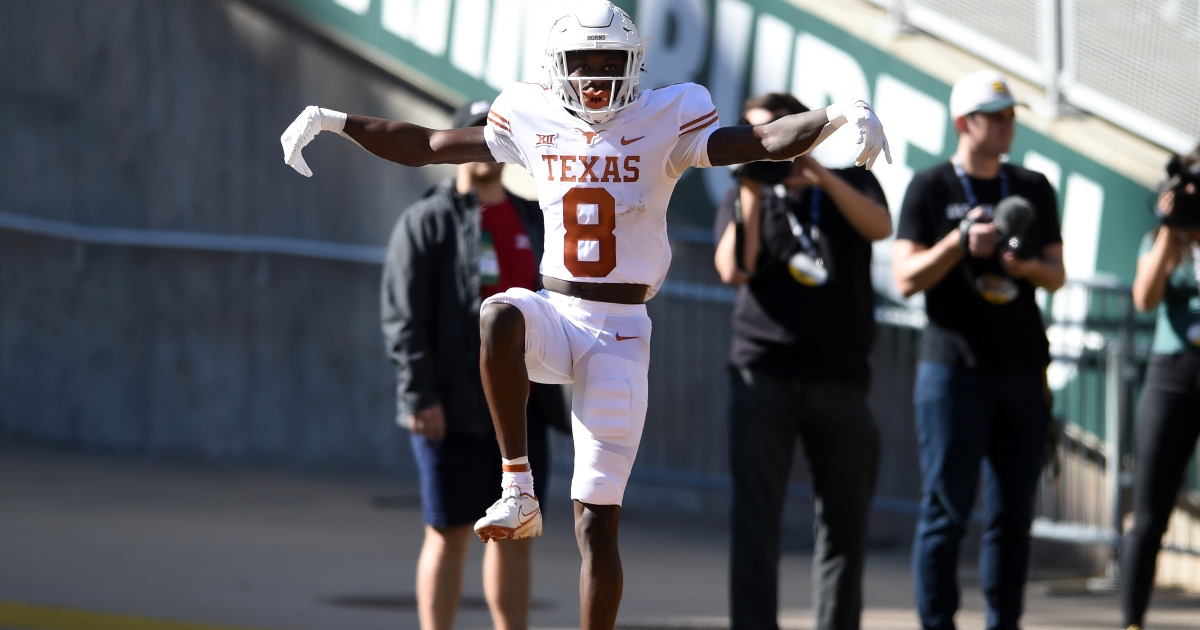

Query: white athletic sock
<box><xmin>501</xmin><ymin>456</ymin><xmax>535</xmax><ymax>497</ymax></box>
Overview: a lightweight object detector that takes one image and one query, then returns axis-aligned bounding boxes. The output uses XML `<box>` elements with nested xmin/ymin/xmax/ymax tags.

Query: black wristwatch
<box><xmin>958</xmin><ymin>217</ymin><xmax>975</xmax><ymax>253</ymax></box>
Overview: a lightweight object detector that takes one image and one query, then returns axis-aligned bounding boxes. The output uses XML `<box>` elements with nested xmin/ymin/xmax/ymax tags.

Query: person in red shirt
<box><xmin>479</xmin><ymin>193</ymin><xmax>539</xmax><ymax>300</ymax></box>
<box><xmin>381</xmin><ymin>100</ymin><xmax>567</xmax><ymax>630</ymax></box>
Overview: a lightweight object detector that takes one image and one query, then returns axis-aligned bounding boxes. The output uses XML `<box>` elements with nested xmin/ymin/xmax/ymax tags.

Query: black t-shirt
<box><xmin>713</xmin><ymin>167</ymin><xmax>885</xmax><ymax>381</ymax></box>
<box><xmin>896</xmin><ymin>161</ymin><xmax>1062</xmax><ymax>373</ymax></box>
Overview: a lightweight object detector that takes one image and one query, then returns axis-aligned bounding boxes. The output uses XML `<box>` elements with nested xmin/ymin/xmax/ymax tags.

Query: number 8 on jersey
<box><xmin>563</xmin><ymin>187</ymin><xmax>617</xmax><ymax>277</ymax></box>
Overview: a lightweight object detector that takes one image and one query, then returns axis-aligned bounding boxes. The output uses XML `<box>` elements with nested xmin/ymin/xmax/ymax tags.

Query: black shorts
<box><xmin>410</xmin><ymin>418</ymin><xmax>551</xmax><ymax>529</ymax></box>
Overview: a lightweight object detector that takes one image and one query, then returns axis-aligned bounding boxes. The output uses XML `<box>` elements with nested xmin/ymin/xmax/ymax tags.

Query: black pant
<box><xmin>728</xmin><ymin>366</ymin><xmax>881</xmax><ymax>630</ymax></box>
<box><xmin>1120</xmin><ymin>353</ymin><xmax>1200</xmax><ymax>627</ymax></box>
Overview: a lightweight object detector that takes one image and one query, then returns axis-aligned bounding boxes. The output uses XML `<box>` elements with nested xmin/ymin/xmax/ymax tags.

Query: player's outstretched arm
<box><xmin>342</xmin><ymin>115</ymin><xmax>494</xmax><ymax>166</ymax></box>
<box><xmin>706</xmin><ymin>100</ymin><xmax>891</xmax><ymax>170</ymax></box>
<box><xmin>280</xmin><ymin>106</ymin><xmax>494</xmax><ymax>177</ymax></box>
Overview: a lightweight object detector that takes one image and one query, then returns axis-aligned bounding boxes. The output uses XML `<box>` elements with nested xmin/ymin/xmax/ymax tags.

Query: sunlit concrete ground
<box><xmin>1</xmin><ymin>442</ymin><xmax>1197</xmax><ymax>629</ymax></box>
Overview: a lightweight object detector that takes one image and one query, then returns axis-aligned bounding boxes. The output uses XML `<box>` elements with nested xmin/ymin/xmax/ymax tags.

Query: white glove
<box><xmin>280</xmin><ymin>106</ymin><xmax>348</xmax><ymax>177</ymax></box>
<box><xmin>826</xmin><ymin>100</ymin><xmax>892</xmax><ymax>171</ymax></box>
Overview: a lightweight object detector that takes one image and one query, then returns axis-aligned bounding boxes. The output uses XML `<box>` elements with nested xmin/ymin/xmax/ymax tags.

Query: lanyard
<box><xmin>952</xmin><ymin>159</ymin><xmax>1009</xmax><ymax>210</ymax></box>
<box><xmin>784</xmin><ymin>187</ymin><xmax>822</xmax><ymax>257</ymax></box>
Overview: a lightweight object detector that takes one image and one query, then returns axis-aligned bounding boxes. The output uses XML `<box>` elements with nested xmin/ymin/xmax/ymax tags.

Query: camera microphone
<box><xmin>994</xmin><ymin>196</ymin><xmax>1034</xmax><ymax>237</ymax></box>
<box><xmin>994</xmin><ymin>195</ymin><xmax>1036</xmax><ymax>259</ymax></box>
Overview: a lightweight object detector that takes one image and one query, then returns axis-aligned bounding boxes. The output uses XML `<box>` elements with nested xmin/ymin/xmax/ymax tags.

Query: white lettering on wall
<box><xmin>1022</xmin><ymin>150</ymin><xmax>1080</xmax><ymax>391</ymax></box>
<box><xmin>521</xmin><ymin>0</ymin><xmax>556</xmax><ymax>83</ymax></box>
<box><xmin>638</xmin><ymin>0</ymin><xmax>710</xmax><ymax>89</ymax></box>
<box><xmin>870</xmin><ymin>74</ymin><xmax>948</xmax><ymax>303</ymax></box>
<box><xmin>381</xmin><ymin>0</ymin><xmax>414</xmax><ymax>39</ymax></box>
<box><xmin>872</xmin><ymin>74</ymin><xmax>946</xmax><ymax>213</ymax></box>
<box><xmin>790</xmin><ymin>34</ymin><xmax>870</xmax><ymax>113</ymax></box>
<box><xmin>413</xmin><ymin>0</ymin><xmax>452</xmax><ymax>56</ymax></box>
<box><xmin>750</xmin><ymin>13</ymin><xmax>793</xmax><ymax>96</ymax></box>
<box><xmin>791</xmin><ymin>33</ymin><xmax>871</xmax><ymax>169</ymax></box>
<box><xmin>334</xmin><ymin>0</ymin><xmax>371</xmax><ymax>15</ymax></box>
<box><xmin>1022</xmin><ymin>150</ymin><xmax>1062</xmax><ymax>192</ymax></box>
<box><xmin>450</xmin><ymin>0</ymin><xmax>490</xmax><ymax>78</ymax></box>
<box><xmin>1046</xmin><ymin>173</ymin><xmax>1105</xmax><ymax>388</ymax></box>
<box><xmin>1060</xmin><ymin>173</ymin><xmax>1104</xmax><ymax>280</ymax></box>
<box><xmin>1022</xmin><ymin>151</ymin><xmax>1090</xmax><ymax>390</ymax></box>
<box><xmin>381</xmin><ymin>0</ymin><xmax>451</xmax><ymax>56</ymax></box>
<box><xmin>485</xmin><ymin>0</ymin><xmax>523</xmax><ymax>89</ymax></box>
<box><xmin>703</xmin><ymin>0</ymin><xmax>754</xmax><ymax>204</ymax></box>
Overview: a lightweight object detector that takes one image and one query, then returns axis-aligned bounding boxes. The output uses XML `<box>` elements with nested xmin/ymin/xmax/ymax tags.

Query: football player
<box><xmin>280</xmin><ymin>1</ymin><xmax>890</xmax><ymax>626</ymax></box>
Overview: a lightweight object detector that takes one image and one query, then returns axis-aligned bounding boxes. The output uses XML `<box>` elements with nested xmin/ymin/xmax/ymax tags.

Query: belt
<box><xmin>541</xmin><ymin>275</ymin><xmax>648</xmax><ymax>305</ymax></box>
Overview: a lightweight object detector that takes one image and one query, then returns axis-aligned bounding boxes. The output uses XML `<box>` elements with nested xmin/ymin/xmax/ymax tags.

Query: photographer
<box><xmin>713</xmin><ymin>92</ymin><xmax>890</xmax><ymax>630</ymax></box>
<box><xmin>891</xmin><ymin>71</ymin><xmax>1064</xmax><ymax>630</ymax></box>
<box><xmin>1120</xmin><ymin>146</ymin><xmax>1200</xmax><ymax>630</ymax></box>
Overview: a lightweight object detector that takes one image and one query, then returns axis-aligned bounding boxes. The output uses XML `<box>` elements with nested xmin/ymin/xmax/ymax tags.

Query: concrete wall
<box><xmin>0</xmin><ymin>0</ymin><xmax>456</xmax><ymax>468</ymax></box>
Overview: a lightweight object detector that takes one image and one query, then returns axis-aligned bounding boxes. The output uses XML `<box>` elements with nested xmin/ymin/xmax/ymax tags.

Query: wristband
<box><xmin>316</xmin><ymin>107</ymin><xmax>348</xmax><ymax>133</ymax></box>
<box><xmin>826</xmin><ymin>102</ymin><xmax>848</xmax><ymax>129</ymax></box>
<box><xmin>958</xmin><ymin>217</ymin><xmax>975</xmax><ymax>253</ymax></box>
<box><xmin>317</xmin><ymin>108</ymin><xmax>365</xmax><ymax>149</ymax></box>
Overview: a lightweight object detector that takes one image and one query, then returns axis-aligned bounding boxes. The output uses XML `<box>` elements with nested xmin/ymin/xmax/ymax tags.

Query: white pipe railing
<box><xmin>0</xmin><ymin>210</ymin><xmax>387</xmax><ymax>265</ymax></box>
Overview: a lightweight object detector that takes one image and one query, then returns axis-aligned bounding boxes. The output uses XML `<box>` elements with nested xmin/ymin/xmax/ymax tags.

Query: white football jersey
<box><xmin>483</xmin><ymin>82</ymin><xmax>718</xmax><ymax>299</ymax></box>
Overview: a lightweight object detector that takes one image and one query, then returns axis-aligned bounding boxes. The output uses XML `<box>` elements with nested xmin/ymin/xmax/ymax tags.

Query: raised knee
<box><xmin>480</xmin><ymin>302</ymin><xmax>525</xmax><ymax>350</ymax></box>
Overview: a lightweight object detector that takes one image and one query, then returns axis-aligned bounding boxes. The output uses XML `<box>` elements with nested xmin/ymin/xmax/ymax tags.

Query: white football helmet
<box><xmin>544</xmin><ymin>0</ymin><xmax>645</xmax><ymax>125</ymax></box>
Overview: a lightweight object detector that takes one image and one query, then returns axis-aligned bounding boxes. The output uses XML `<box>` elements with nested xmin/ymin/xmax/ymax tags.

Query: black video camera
<box><xmin>729</xmin><ymin>159</ymin><xmax>794</xmax><ymax>185</ymax></box>
<box><xmin>1157</xmin><ymin>155</ymin><xmax>1200</xmax><ymax>229</ymax></box>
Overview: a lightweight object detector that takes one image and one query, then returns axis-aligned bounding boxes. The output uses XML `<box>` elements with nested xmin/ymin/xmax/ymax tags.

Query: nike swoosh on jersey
<box><xmin>620</xmin><ymin>135</ymin><xmax>645</xmax><ymax>145</ymax></box>
<box><xmin>615</xmin><ymin>333</ymin><xmax>640</xmax><ymax>341</ymax></box>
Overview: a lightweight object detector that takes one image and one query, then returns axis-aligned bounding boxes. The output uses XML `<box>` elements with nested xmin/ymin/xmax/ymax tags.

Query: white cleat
<box><xmin>474</xmin><ymin>485</ymin><xmax>542</xmax><ymax>542</ymax></box>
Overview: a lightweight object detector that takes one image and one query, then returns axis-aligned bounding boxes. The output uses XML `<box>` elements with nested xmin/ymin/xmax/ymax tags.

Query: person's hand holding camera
<box><xmin>1000</xmin><ymin>249</ymin><xmax>1041</xmax><ymax>279</ymax></box>
<box><xmin>786</xmin><ymin>155</ymin><xmax>827</xmax><ymax>188</ymax></box>
<box><xmin>959</xmin><ymin>207</ymin><xmax>1000</xmax><ymax>258</ymax></box>
<box><xmin>1151</xmin><ymin>189</ymin><xmax>1191</xmax><ymax>268</ymax></box>
<box><xmin>1132</xmin><ymin>183</ymin><xmax>1197</xmax><ymax>311</ymax></box>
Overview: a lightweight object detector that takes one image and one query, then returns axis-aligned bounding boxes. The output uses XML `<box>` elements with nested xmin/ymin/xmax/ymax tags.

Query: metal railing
<box><xmin>4</xmin><ymin>210</ymin><xmax>1199</xmax><ymax>561</ymax></box>
<box><xmin>874</xmin><ymin>0</ymin><xmax>1199</xmax><ymax>154</ymax></box>
<box><xmin>1035</xmin><ymin>280</ymin><xmax>1200</xmax><ymax>568</ymax></box>
<box><xmin>0</xmin><ymin>210</ymin><xmax>388</xmax><ymax>265</ymax></box>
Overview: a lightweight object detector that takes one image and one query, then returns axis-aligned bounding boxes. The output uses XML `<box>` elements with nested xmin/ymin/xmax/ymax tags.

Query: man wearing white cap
<box><xmin>892</xmin><ymin>70</ymin><xmax>1065</xmax><ymax>630</ymax></box>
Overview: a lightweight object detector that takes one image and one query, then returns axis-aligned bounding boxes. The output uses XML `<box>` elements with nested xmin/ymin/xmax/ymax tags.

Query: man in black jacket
<box><xmin>381</xmin><ymin>100</ymin><xmax>568</xmax><ymax>630</ymax></box>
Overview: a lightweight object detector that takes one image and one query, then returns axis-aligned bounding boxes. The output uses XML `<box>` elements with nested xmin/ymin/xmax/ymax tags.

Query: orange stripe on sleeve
<box><xmin>489</xmin><ymin>110</ymin><xmax>510</xmax><ymax>124</ymax></box>
<box><xmin>679</xmin><ymin>116</ymin><xmax>718</xmax><ymax>137</ymax></box>
<box><xmin>487</xmin><ymin>114</ymin><xmax>510</xmax><ymax>133</ymax></box>
<box><xmin>680</xmin><ymin>108</ymin><xmax>717</xmax><ymax>132</ymax></box>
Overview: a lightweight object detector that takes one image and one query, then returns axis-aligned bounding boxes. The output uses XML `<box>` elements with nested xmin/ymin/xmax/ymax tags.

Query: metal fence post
<box><xmin>888</xmin><ymin>0</ymin><xmax>909</xmax><ymax>36</ymax></box>
<box><xmin>1038</xmin><ymin>0</ymin><xmax>1062</xmax><ymax>118</ymax></box>
<box><xmin>1096</xmin><ymin>340</ymin><xmax>1125</xmax><ymax>587</ymax></box>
